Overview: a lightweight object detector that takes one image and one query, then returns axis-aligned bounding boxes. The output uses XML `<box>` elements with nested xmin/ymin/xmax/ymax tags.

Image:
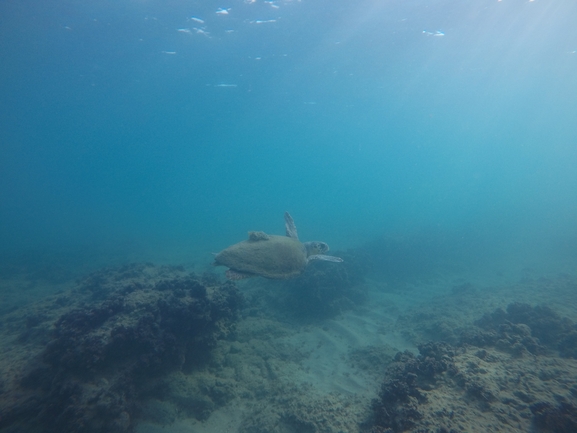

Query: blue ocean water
<box><xmin>1</xmin><ymin>0</ymin><xmax>576</xmax><ymax>271</ymax></box>
<box><xmin>2</xmin><ymin>3</ymin><xmax>577</xmax><ymax>432</ymax></box>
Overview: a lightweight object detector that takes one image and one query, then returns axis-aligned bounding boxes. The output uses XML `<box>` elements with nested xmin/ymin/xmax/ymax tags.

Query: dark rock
<box><xmin>460</xmin><ymin>328</ymin><xmax>499</xmax><ymax>348</ymax></box>
<box><xmin>531</xmin><ymin>401</ymin><xmax>577</xmax><ymax>432</ymax></box>
<box><xmin>465</xmin><ymin>380</ymin><xmax>496</xmax><ymax>405</ymax></box>
<box><xmin>370</xmin><ymin>343</ymin><xmax>457</xmax><ymax>432</ymax></box>
<box><xmin>467</xmin><ymin>303</ymin><xmax>577</xmax><ymax>357</ymax></box>
<box><xmin>10</xmin><ymin>264</ymin><xmax>242</xmax><ymax>433</ymax></box>
<box><xmin>514</xmin><ymin>390</ymin><xmax>536</xmax><ymax>404</ymax></box>
<box><xmin>558</xmin><ymin>330</ymin><xmax>577</xmax><ymax>358</ymax></box>
<box><xmin>506</xmin><ymin>304</ymin><xmax>573</xmax><ymax>345</ymax></box>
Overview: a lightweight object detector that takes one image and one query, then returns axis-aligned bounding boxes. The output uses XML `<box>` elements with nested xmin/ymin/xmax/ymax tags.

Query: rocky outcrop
<box><xmin>0</xmin><ymin>264</ymin><xmax>242</xmax><ymax>433</ymax></box>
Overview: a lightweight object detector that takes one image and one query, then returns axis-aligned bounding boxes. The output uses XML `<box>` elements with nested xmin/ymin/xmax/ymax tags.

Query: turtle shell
<box><xmin>214</xmin><ymin>234</ymin><xmax>307</xmax><ymax>279</ymax></box>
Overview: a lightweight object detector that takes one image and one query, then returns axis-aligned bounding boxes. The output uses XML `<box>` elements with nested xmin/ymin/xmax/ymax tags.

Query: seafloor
<box><xmin>1</xmin><ymin>237</ymin><xmax>576</xmax><ymax>433</ymax></box>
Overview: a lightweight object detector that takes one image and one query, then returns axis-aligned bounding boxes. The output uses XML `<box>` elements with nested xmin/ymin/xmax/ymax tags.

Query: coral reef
<box><xmin>369</xmin><ymin>304</ymin><xmax>577</xmax><ymax>433</ymax></box>
<box><xmin>2</xmin><ymin>259</ymin><xmax>576</xmax><ymax>433</ymax></box>
<box><xmin>468</xmin><ymin>302</ymin><xmax>577</xmax><ymax>358</ymax></box>
<box><xmin>370</xmin><ymin>343</ymin><xmax>458</xmax><ymax>433</ymax></box>
<box><xmin>0</xmin><ymin>263</ymin><xmax>242</xmax><ymax>433</ymax></box>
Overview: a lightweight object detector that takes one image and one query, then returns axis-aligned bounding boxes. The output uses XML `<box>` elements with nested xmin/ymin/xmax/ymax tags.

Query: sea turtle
<box><xmin>214</xmin><ymin>212</ymin><xmax>343</xmax><ymax>280</ymax></box>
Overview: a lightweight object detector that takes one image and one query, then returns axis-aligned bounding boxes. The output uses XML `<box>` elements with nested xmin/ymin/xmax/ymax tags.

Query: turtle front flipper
<box><xmin>307</xmin><ymin>254</ymin><xmax>344</xmax><ymax>263</ymax></box>
<box><xmin>285</xmin><ymin>212</ymin><xmax>299</xmax><ymax>239</ymax></box>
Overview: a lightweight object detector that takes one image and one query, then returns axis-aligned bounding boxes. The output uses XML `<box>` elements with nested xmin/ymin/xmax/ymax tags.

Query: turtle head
<box><xmin>304</xmin><ymin>241</ymin><xmax>329</xmax><ymax>256</ymax></box>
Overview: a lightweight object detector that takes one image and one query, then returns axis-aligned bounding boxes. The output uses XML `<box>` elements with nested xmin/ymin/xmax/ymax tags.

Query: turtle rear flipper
<box><xmin>307</xmin><ymin>254</ymin><xmax>343</xmax><ymax>263</ymax></box>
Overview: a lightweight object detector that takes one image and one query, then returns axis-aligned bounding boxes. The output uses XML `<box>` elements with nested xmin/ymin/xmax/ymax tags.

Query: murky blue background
<box><xmin>1</xmin><ymin>0</ymin><xmax>576</xmax><ymax>271</ymax></box>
